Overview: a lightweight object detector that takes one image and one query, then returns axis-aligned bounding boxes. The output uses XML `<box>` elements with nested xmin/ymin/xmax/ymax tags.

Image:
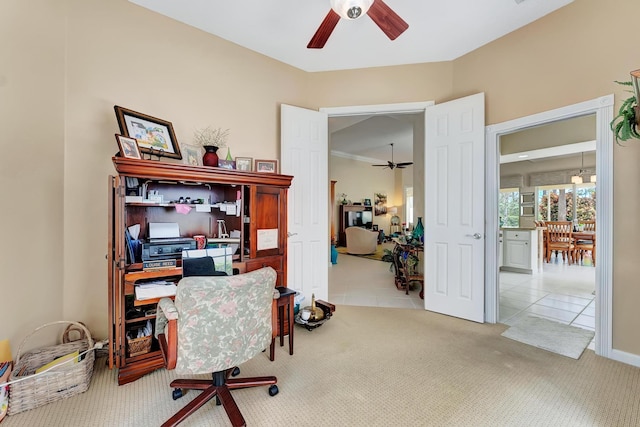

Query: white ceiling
<box><xmin>329</xmin><ymin>113</ymin><xmax>417</xmax><ymax>162</ymax></box>
<box><xmin>127</xmin><ymin>0</ymin><xmax>574</xmax><ymax>163</ymax></box>
<box><xmin>128</xmin><ymin>0</ymin><xmax>574</xmax><ymax>73</ymax></box>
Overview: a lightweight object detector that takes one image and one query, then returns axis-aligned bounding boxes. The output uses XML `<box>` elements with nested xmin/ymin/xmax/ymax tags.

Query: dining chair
<box><xmin>575</xmin><ymin>220</ymin><xmax>596</xmax><ymax>266</ymax></box>
<box><xmin>579</xmin><ymin>219</ymin><xmax>596</xmax><ymax>231</ymax></box>
<box><xmin>544</xmin><ymin>221</ymin><xmax>574</xmax><ymax>264</ymax></box>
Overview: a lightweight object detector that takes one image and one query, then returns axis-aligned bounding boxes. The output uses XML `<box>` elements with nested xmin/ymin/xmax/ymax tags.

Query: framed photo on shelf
<box><xmin>113</xmin><ymin>105</ymin><xmax>182</xmax><ymax>159</ymax></box>
<box><xmin>235</xmin><ymin>157</ymin><xmax>253</xmax><ymax>171</ymax></box>
<box><xmin>181</xmin><ymin>144</ymin><xmax>202</xmax><ymax>166</ymax></box>
<box><xmin>363</xmin><ymin>198</ymin><xmax>372</xmax><ymax>206</ymax></box>
<box><xmin>255</xmin><ymin>159</ymin><xmax>278</xmax><ymax>174</ymax></box>
<box><xmin>218</xmin><ymin>159</ymin><xmax>236</xmax><ymax>170</ymax></box>
<box><xmin>115</xmin><ymin>134</ymin><xmax>142</xmax><ymax>160</ymax></box>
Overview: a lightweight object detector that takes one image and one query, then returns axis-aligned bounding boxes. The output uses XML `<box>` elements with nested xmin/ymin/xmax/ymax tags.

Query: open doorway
<box><xmin>485</xmin><ymin>95</ymin><xmax>614</xmax><ymax>358</ymax></box>
<box><xmin>497</xmin><ymin>115</ymin><xmax>597</xmax><ymax>348</ymax></box>
<box><xmin>327</xmin><ymin>111</ymin><xmax>423</xmax><ymax>309</ymax></box>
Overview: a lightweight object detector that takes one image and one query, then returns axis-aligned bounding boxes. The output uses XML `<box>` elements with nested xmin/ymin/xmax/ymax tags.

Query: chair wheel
<box><xmin>268</xmin><ymin>385</ymin><xmax>279</xmax><ymax>396</ymax></box>
<box><xmin>172</xmin><ymin>388</ymin><xmax>183</xmax><ymax>400</ymax></box>
<box><xmin>231</xmin><ymin>367</ymin><xmax>240</xmax><ymax>377</ymax></box>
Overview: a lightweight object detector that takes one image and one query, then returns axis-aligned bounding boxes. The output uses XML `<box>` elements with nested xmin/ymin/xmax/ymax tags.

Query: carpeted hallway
<box><xmin>3</xmin><ymin>305</ymin><xmax>640</xmax><ymax>426</ymax></box>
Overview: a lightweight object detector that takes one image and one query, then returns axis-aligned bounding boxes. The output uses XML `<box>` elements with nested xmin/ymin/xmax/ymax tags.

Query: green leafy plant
<box><xmin>610</xmin><ymin>81</ymin><xmax>640</xmax><ymax>144</ymax></box>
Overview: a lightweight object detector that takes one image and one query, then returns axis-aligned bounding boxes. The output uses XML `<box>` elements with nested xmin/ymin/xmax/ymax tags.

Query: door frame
<box><xmin>484</xmin><ymin>95</ymin><xmax>614</xmax><ymax>358</ymax></box>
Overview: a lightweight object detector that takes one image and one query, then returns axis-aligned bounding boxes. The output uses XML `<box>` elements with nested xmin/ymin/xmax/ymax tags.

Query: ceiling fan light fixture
<box><xmin>330</xmin><ymin>0</ymin><xmax>373</xmax><ymax>20</ymax></box>
<box><xmin>571</xmin><ymin>175</ymin><xmax>583</xmax><ymax>184</ymax></box>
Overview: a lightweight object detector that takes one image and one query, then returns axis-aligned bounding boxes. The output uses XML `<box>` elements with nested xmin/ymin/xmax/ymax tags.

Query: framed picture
<box><xmin>363</xmin><ymin>198</ymin><xmax>372</xmax><ymax>206</ymax></box>
<box><xmin>255</xmin><ymin>159</ymin><xmax>278</xmax><ymax>174</ymax></box>
<box><xmin>181</xmin><ymin>144</ymin><xmax>202</xmax><ymax>167</ymax></box>
<box><xmin>218</xmin><ymin>159</ymin><xmax>236</xmax><ymax>170</ymax></box>
<box><xmin>374</xmin><ymin>192</ymin><xmax>387</xmax><ymax>216</ymax></box>
<box><xmin>235</xmin><ymin>157</ymin><xmax>253</xmax><ymax>171</ymax></box>
<box><xmin>114</xmin><ymin>105</ymin><xmax>182</xmax><ymax>159</ymax></box>
<box><xmin>115</xmin><ymin>134</ymin><xmax>142</xmax><ymax>160</ymax></box>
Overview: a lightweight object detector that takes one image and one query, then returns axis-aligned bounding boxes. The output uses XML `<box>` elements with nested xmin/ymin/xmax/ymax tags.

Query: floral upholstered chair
<box><xmin>155</xmin><ymin>267</ymin><xmax>280</xmax><ymax>427</ymax></box>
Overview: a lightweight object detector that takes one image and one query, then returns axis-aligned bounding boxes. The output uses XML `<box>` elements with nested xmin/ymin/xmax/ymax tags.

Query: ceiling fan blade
<box><xmin>307</xmin><ymin>10</ymin><xmax>341</xmax><ymax>49</ymax></box>
<box><xmin>372</xmin><ymin>164</ymin><xmax>388</xmax><ymax>167</ymax></box>
<box><xmin>367</xmin><ymin>0</ymin><xmax>409</xmax><ymax>41</ymax></box>
<box><xmin>396</xmin><ymin>162</ymin><xmax>413</xmax><ymax>167</ymax></box>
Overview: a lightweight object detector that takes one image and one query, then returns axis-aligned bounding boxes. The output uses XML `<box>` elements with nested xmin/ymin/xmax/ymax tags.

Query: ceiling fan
<box><xmin>372</xmin><ymin>143</ymin><xmax>413</xmax><ymax>170</ymax></box>
<box><xmin>308</xmin><ymin>0</ymin><xmax>409</xmax><ymax>49</ymax></box>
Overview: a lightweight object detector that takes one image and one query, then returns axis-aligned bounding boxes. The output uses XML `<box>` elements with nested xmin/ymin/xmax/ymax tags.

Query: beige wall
<box><xmin>0</xmin><ymin>0</ymin><xmax>66</xmax><ymax>350</ymax></box>
<box><xmin>330</xmin><ymin>156</ymin><xmax>397</xmax><ymax>235</ymax></box>
<box><xmin>453</xmin><ymin>0</ymin><xmax>640</xmax><ymax>355</ymax></box>
<box><xmin>2</xmin><ymin>0</ymin><xmax>639</xmax><ymax>359</ymax></box>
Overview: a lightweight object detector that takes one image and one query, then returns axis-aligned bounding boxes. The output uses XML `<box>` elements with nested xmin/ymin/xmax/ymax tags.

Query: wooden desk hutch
<box><xmin>107</xmin><ymin>158</ymin><xmax>292</xmax><ymax>385</ymax></box>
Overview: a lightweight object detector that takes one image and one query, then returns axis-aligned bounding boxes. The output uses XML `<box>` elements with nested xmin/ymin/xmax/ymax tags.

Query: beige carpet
<box><xmin>4</xmin><ymin>305</ymin><xmax>640</xmax><ymax>426</ymax></box>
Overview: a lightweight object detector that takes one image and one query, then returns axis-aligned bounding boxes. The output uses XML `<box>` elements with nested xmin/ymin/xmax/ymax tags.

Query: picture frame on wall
<box><xmin>374</xmin><ymin>192</ymin><xmax>387</xmax><ymax>216</ymax></box>
<box><xmin>113</xmin><ymin>105</ymin><xmax>182</xmax><ymax>159</ymax></box>
<box><xmin>255</xmin><ymin>159</ymin><xmax>278</xmax><ymax>174</ymax></box>
<box><xmin>235</xmin><ymin>157</ymin><xmax>253</xmax><ymax>171</ymax></box>
<box><xmin>181</xmin><ymin>144</ymin><xmax>202</xmax><ymax>166</ymax></box>
<box><xmin>115</xmin><ymin>134</ymin><xmax>142</xmax><ymax>160</ymax></box>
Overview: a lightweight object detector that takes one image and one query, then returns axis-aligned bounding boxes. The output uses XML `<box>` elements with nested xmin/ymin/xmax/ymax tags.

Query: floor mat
<box><xmin>501</xmin><ymin>315</ymin><xmax>594</xmax><ymax>359</ymax></box>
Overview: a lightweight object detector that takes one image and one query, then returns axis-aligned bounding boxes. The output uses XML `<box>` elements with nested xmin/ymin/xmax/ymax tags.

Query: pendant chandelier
<box><xmin>570</xmin><ymin>152</ymin><xmax>596</xmax><ymax>184</ymax></box>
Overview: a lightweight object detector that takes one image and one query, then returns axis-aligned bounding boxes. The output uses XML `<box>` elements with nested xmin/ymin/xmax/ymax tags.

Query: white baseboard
<box><xmin>610</xmin><ymin>349</ymin><xmax>640</xmax><ymax>368</ymax></box>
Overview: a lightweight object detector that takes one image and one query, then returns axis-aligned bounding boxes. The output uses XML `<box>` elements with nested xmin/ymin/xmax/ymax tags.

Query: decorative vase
<box><xmin>225</xmin><ymin>147</ymin><xmax>233</xmax><ymax>161</ymax></box>
<box><xmin>330</xmin><ymin>244</ymin><xmax>338</xmax><ymax>264</ymax></box>
<box><xmin>202</xmin><ymin>145</ymin><xmax>219</xmax><ymax>167</ymax></box>
<box><xmin>412</xmin><ymin>217</ymin><xmax>424</xmax><ymax>242</ymax></box>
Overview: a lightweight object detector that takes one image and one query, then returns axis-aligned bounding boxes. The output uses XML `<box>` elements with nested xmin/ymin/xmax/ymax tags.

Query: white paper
<box><xmin>195</xmin><ymin>204</ymin><xmax>212</xmax><ymax>212</ymax></box>
<box><xmin>257</xmin><ymin>229</ymin><xmax>278</xmax><ymax>250</ymax></box>
<box><xmin>226</xmin><ymin>204</ymin><xmax>237</xmax><ymax>215</ymax></box>
<box><xmin>128</xmin><ymin>224</ymin><xmax>141</xmax><ymax>240</ymax></box>
<box><xmin>149</xmin><ymin>222</ymin><xmax>180</xmax><ymax>239</ymax></box>
<box><xmin>135</xmin><ymin>283</ymin><xmax>177</xmax><ymax>300</ymax></box>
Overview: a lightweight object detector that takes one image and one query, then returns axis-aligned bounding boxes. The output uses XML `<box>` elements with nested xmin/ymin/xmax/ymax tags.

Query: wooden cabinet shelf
<box><xmin>108</xmin><ymin>158</ymin><xmax>292</xmax><ymax>385</ymax></box>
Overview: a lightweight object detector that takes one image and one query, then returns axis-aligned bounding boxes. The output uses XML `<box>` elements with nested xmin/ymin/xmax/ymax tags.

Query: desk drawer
<box><xmin>504</xmin><ymin>230</ymin><xmax>531</xmax><ymax>241</ymax></box>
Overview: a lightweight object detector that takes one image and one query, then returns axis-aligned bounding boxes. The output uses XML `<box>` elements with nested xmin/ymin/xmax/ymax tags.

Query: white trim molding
<box><xmin>485</xmin><ymin>95</ymin><xmax>614</xmax><ymax>361</ymax></box>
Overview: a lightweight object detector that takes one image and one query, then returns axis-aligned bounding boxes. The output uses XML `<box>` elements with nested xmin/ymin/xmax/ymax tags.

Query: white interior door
<box><xmin>281</xmin><ymin>104</ymin><xmax>329</xmax><ymax>303</ymax></box>
<box><xmin>424</xmin><ymin>93</ymin><xmax>485</xmax><ymax>322</ymax></box>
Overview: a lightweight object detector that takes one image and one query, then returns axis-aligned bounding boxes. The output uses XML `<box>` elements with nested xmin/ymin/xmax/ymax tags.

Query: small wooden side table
<box><xmin>270</xmin><ymin>287</ymin><xmax>296</xmax><ymax>361</ymax></box>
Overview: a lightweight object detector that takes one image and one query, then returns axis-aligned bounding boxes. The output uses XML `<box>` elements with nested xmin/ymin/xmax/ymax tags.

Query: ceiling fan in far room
<box><xmin>372</xmin><ymin>143</ymin><xmax>413</xmax><ymax>170</ymax></box>
<box><xmin>307</xmin><ymin>0</ymin><xmax>409</xmax><ymax>49</ymax></box>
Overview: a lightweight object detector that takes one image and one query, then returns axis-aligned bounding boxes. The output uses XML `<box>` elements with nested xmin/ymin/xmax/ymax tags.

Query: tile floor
<box><xmin>328</xmin><ymin>243</ymin><xmax>424</xmax><ymax>309</ymax></box>
<box><xmin>328</xmin><ymin>245</ymin><xmax>596</xmax><ymax>348</ymax></box>
<box><xmin>499</xmin><ymin>256</ymin><xmax>596</xmax><ymax>349</ymax></box>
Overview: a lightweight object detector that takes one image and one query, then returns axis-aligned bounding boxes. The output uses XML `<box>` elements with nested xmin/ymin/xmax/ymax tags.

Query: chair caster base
<box><xmin>269</xmin><ymin>385</ymin><xmax>279</xmax><ymax>396</ymax></box>
<box><xmin>172</xmin><ymin>388</ymin><xmax>183</xmax><ymax>400</ymax></box>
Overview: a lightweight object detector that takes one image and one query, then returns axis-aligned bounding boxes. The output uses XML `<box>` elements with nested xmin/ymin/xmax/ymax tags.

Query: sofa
<box><xmin>345</xmin><ymin>226</ymin><xmax>378</xmax><ymax>255</ymax></box>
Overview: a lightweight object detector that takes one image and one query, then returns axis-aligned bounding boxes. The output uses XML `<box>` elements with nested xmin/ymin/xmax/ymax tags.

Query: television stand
<box><xmin>338</xmin><ymin>204</ymin><xmax>374</xmax><ymax>246</ymax></box>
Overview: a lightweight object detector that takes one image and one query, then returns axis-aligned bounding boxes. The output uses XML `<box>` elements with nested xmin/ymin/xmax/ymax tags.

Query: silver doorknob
<box><xmin>466</xmin><ymin>233</ymin><xmax>482</xmax><ymax>240</ymax></box>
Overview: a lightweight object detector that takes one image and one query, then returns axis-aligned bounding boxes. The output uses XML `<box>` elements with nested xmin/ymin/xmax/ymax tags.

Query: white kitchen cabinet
<box><xmin>501</xmin><ymin>229</ymin><xmax>539</xmax><ymax>274</ymax></box>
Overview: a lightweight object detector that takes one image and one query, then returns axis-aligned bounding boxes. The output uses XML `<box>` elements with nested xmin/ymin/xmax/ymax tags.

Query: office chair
<box><xmin>156</xmin><ymin>267</ymin><xmax>280</xmax><ymax>427</ymax></box>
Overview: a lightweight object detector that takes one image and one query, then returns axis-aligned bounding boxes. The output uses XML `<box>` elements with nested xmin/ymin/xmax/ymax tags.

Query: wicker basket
<box><xmin>7</xmin><ymin>321</ymin><xmax>95</xmax><ymax>415</ymax></box>
<box><xmin>127</xmin><ymin>335</ymin><xmax>151</xmax><ymax>357</ymax></box>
